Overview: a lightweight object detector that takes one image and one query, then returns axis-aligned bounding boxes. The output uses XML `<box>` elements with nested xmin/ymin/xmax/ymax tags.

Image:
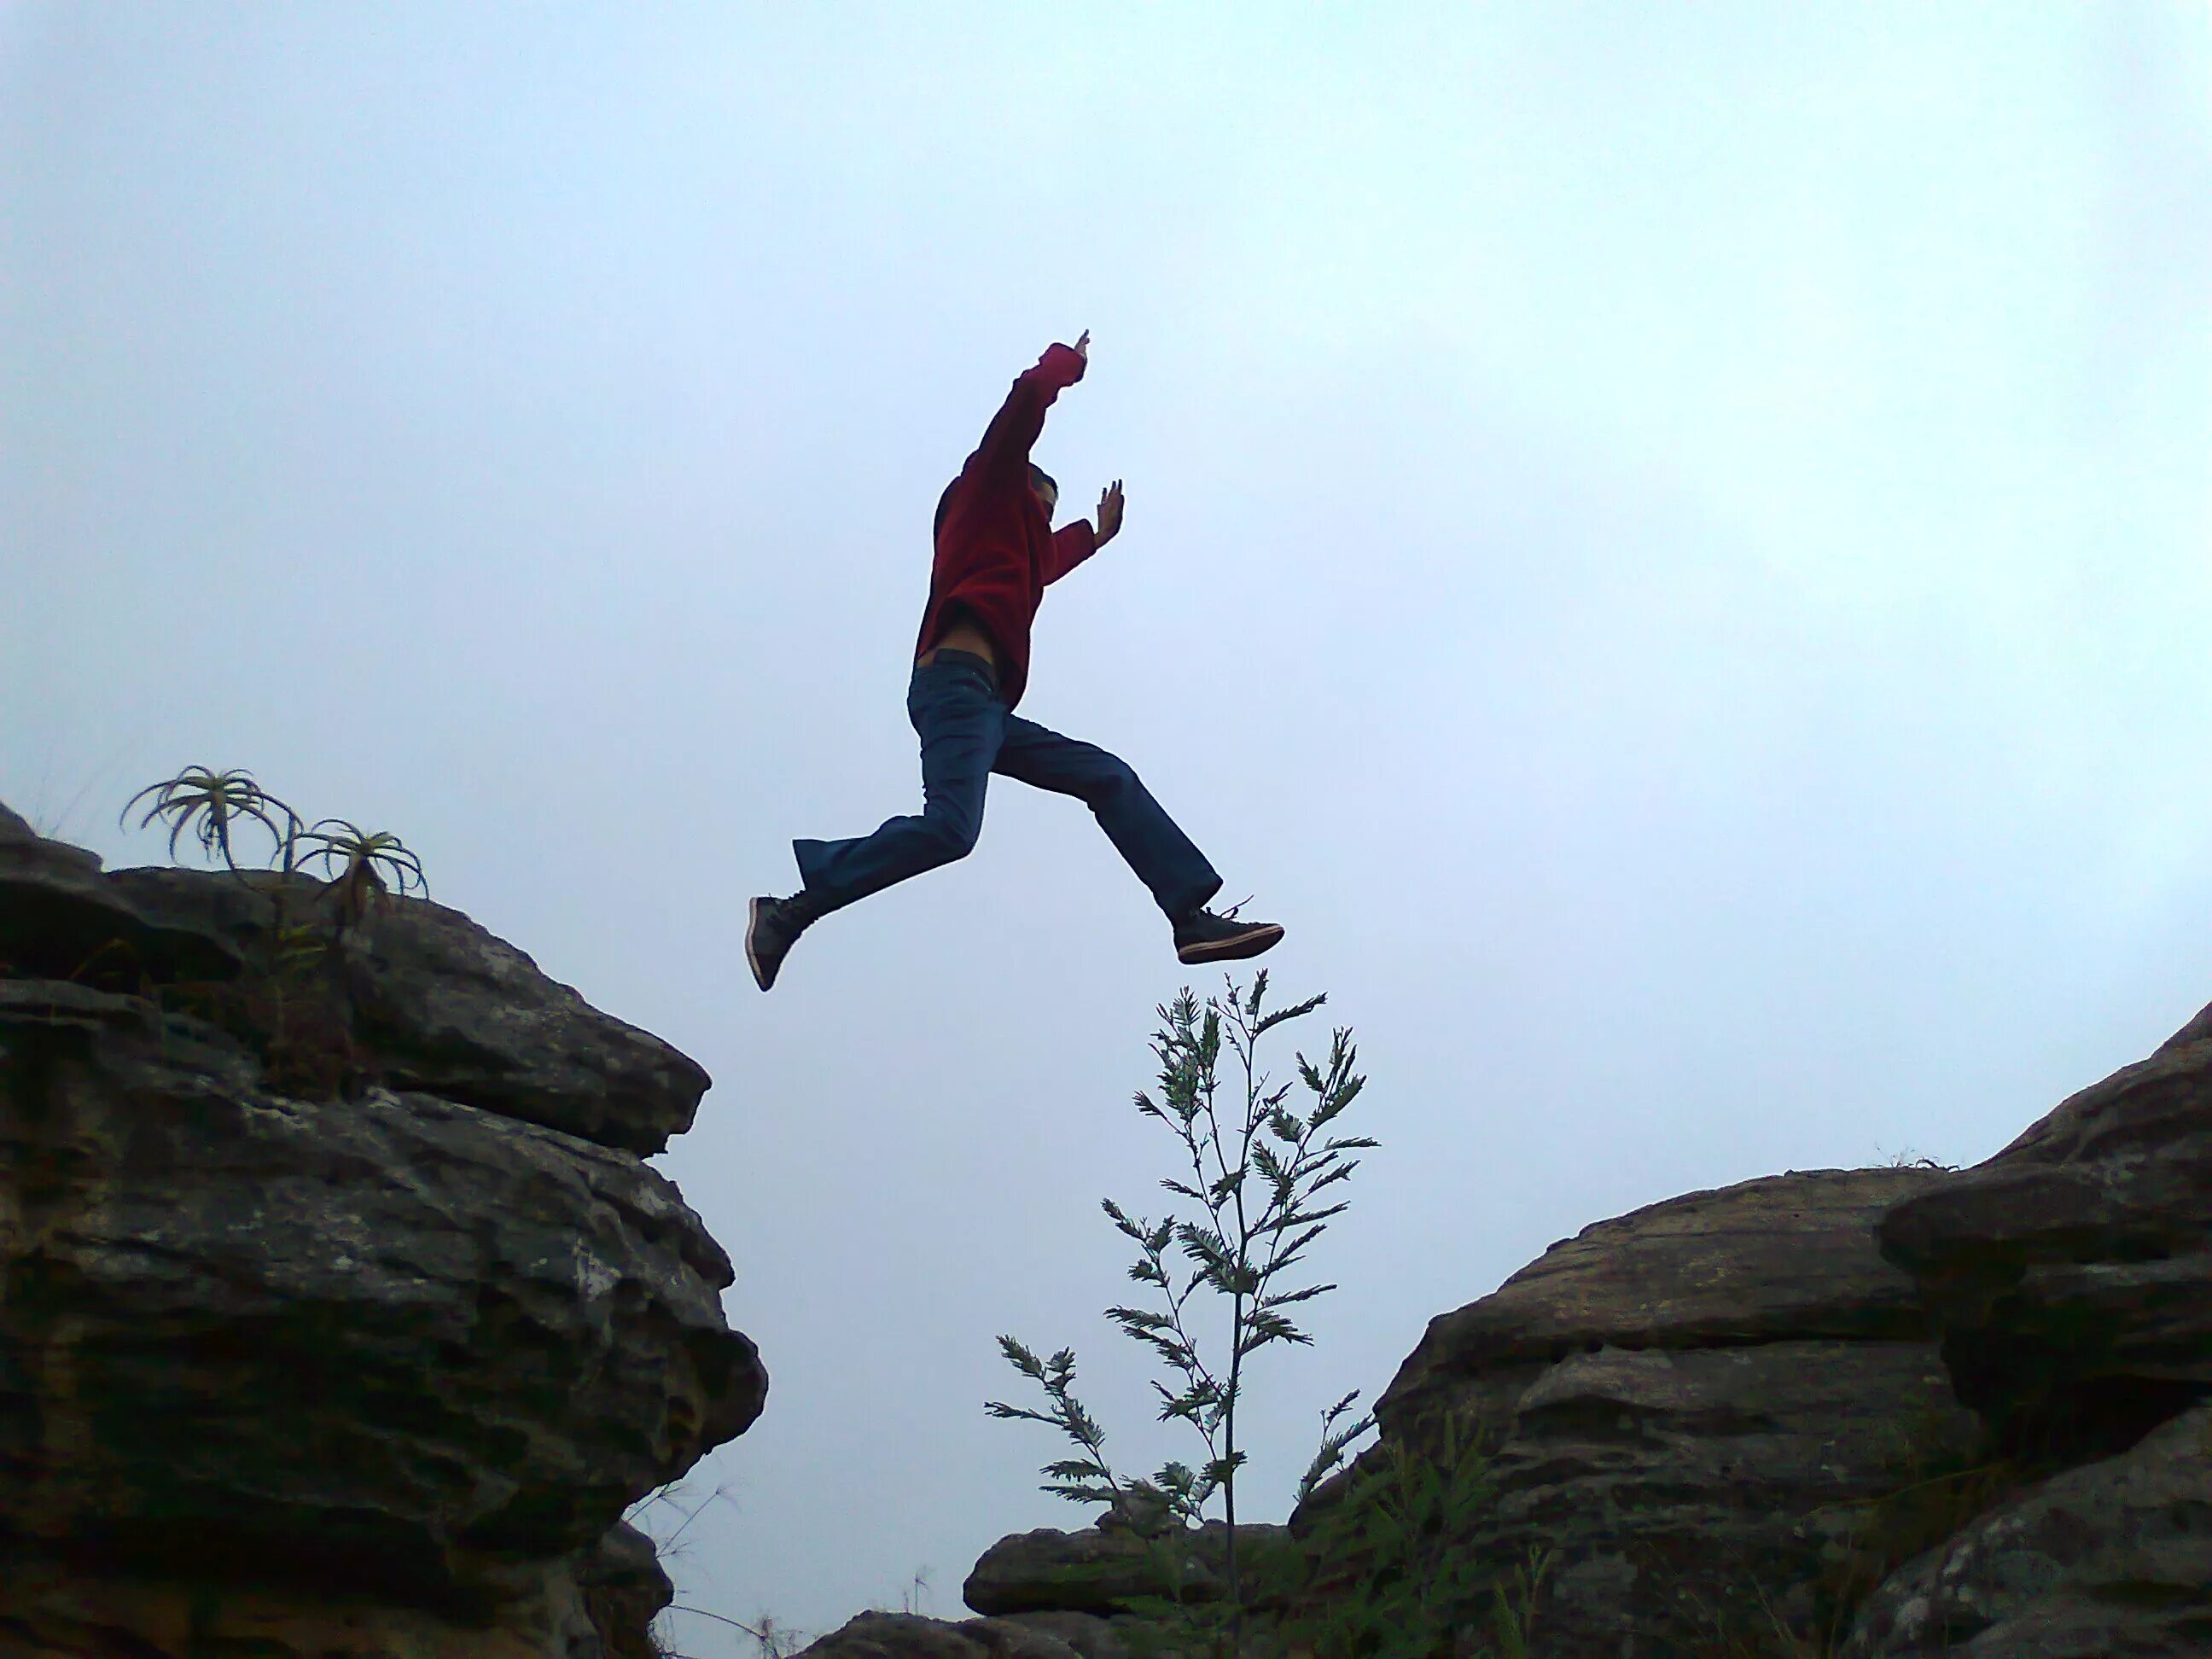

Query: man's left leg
<box><xmin>992</xmin><ymin>714</ymin><xmax>1284</xmax><ymax>963</ymax></box>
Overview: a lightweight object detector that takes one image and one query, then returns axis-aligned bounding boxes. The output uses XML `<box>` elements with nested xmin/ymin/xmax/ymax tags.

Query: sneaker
<box><xmin>746</xmin><ymin>894</ymin><xmax>817</xmax><ymax>992</ymax></box>
<box><xmin>1173</xmin><ymin>904</ymin><xmax>1284</xmax><ymax>964</ymax></box>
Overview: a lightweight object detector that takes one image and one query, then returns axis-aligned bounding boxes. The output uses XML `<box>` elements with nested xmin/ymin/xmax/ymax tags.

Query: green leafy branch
<box><xmin>1281</xmin><ymin>1413</ymin><xmax>1549</xmax><ymax>1658</ymax></box>
<box><xmin>989</xmin><ymin>973</ymin><xmax>1380</xmax><ymax>1656</ymax></box>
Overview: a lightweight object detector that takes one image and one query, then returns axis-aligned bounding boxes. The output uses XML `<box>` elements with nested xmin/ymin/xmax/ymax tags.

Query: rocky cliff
<box><xmin>15</xmin><ymin>791</ymin><xmax>2206</xmax><ymax>1659</ymax></box>
<box><xmin>0</xmin><ymin>803</ymin><xmax>765</xmax><ymax>1657</ymax></box>
<box><xmin>830</xmin><ymin>994</ymin><xmax>2212</xmax><ymax>1658</ymax></box>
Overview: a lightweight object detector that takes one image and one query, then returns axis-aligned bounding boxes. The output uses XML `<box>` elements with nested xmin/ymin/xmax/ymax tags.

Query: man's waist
<box><xmin>917</xmin><ymin>607</ymin><xmax>1004</xmax><ymax>679</ymax></box>
<box><xmin>915</xmin><ymin>645</ymin><xmax>1000</xmax><ymax>684</ymax></box>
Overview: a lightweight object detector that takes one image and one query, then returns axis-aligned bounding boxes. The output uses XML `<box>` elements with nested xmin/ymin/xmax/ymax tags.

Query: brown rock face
<box><xmin>0</xmin><ymin>817</ymin><xmax>244</xmax><ymax>988</ymax></box>
<box><xmin>0</xmin><ymin>1522</ymin><xmax>667</xmax><ymax>1659</ymax></box>
<box><xmin>1304</xmin><ymin>1168</ymin><xmax>1976</xmax><ymax>1656</ymax></box>
<box><xmin>1377</xmin><ymin>1167</ymin><xmax>1947</xmax><ymax>1429</ymax></box>
<box><xmin>1841</xmin><ymin>1403</ymin><xmax>2212</xmax><ymax>1657</ymax></box>
<box><xmin>936</xmin><ymin>1004</ymin><xmax>2212</xmax><ymax>1658</ymax></box>
<box><xmin>792</xmin><ymin>1611</ymin><xmax>1086</xmax><ymax>1659</ymax></box>
<box><xmin>106</xmin><ymin>866</ymin><xmax>712</xmax><ymax>1155</ymax></box>
<box><xmin>963</xmin><ymin>1522</ymin><xmax>1293</xmax><ymax>1618</ymax></box>
<box><xmin>0</xmin><ymin>813</ymin><xmax>759</xmax><ymax>1656</ymax></box>
<box><xmin>1880</xmin><ymin>1001</ymin><xmax>2212</xmax><ymax>1459</ymax></box>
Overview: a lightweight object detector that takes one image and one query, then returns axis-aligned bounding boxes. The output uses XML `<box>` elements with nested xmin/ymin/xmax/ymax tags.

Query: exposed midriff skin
<box><xmin>916</xmin><ymin>614</ymin><xmax>998</xmax><ymax>674</ymax></box>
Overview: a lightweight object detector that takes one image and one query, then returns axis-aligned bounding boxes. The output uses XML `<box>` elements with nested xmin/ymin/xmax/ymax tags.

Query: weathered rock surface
<box><xmin>1841</xmin><ymin>1402</ymin><xmax>2212</xmax><ymax>1657</ymax></box>
<box><xmin>1881</xmin><ymin>1001</ymin><xmax>2212</xmax><ymax>1458</ymax></box>
<box><xmin>107</xmin><ymin>866</ymin><xmax>710</xmax><ymax>1154</ymax></box>
<box><xmin>1375</xmin><ymin>1167</ymin><xmax>1949</xmax><ymax>1430</ymax></box>
<box><xmin>0</xmin><ymin>1010</ymin><xmax>760</xmax><ymax>1579</ymax></box>
<box><xmin>0</xmin><ymin>815</ymin><xmax>244</xmax><ymax>988</ymax></box>
<box><xmin>964</xmin><ymin>1522</ymin><xmax>1292</xmax><ymax>1617</ymax></box>
<box><xmin>577</xmin><ymin>1522</ymin><xmax>679</xmax><ymax>1659</ymax></box>
<box><xmin>992</xmin><ymin>1610</ymin><xmax>1136</xmax><ymax>1659</ymax></box>
<box><xmin>1490</xmin><ymin>1336</ymin><xmax>1971</xmax><ymax>1636</ymax></box>
<box><xmin>0</xmin><ymin>811</ymin><xmax>756</xmax><ymax>1656</ymax></box>
<box><xmin>793</xmin><ymin>1611</ymin><xmax>1085</xmax><ymax>1659</ymax></box>
<box><xmin>937</xmin><ymin>989</ymin><xmax>2212</xmax><ymax>1658</ymax></box>
<box><xmin>0</xmin><ymin>1519</ymin><xmax>668</xmax><ymax>1659</ymax></box>
<box><xmin>1293</xmin><ymin>1168</ymin><xmax>1975</xmax><ymax>1654</ymax></box>
<box><xmin>949</xmin><ymin>1001</ymin><xmax>2212</xmax><ymax>1658</ymax></box>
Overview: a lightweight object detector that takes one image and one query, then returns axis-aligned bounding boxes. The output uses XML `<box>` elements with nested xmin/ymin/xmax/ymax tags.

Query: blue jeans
<box><xmin>794</xmin><ymin>651</ymin><xmax>1222</xmax><ymax>922</ymax></box>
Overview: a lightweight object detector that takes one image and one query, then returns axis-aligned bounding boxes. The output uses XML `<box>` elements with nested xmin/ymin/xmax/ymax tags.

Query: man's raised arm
<box><xmin>965</xmin><ymin>332</ymin><xmax>1090</xmax><ymax>480</ymax></box>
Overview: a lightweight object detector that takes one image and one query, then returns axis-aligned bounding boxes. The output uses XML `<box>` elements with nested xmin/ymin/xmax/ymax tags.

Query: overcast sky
<box><xmin>6</xmin><ymin>3</ymin><xmax>2210</xmax><ymax>1649</ymax></box>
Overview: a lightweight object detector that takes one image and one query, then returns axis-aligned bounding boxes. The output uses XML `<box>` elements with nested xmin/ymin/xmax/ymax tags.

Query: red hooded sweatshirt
<box><xmin>914</xmin><ymin>342</ymin><xmax>1096</xmax><ymax>712</ymax></box>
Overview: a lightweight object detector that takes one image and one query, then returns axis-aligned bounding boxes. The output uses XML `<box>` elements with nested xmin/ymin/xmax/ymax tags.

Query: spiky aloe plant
<box><xmin>294</xmin><ymin>818</ymin><xmax>427</xmax><ymax>892</ymax></box>
<box><xmin>988</xmin><ymin>973</ymin><xmax>1378</xmax><ymax>1656</ymax></box>
<box><xmin>120</xmin><ymin>766</ymin><xmax>303</xmax><ymax>872</ymax></box>
<box><xmin>119</xmin><ymin>771</ymin><xmax>428</xmax><ymax>1097</ymax></box>
<box><xmin>294</xmin><ymin>818</ymin><xmax>428</xmax><ymax>928</ymax></box>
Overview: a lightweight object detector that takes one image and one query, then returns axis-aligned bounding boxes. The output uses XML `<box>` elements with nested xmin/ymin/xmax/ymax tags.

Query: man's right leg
<box><xmin>992</xmin><ymin>712</ymin><xmax>1284</xmax><ymax>964</ymax></box>
<box><xmin>747</xmin><ymin>651</ymin><xmax>1004</xmax><ymax>990</ymax></box>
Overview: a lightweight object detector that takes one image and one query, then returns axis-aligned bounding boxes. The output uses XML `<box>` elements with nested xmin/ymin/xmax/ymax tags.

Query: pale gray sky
<box><xmin>6</xmin><ymin>4</ymin><xmax>2210</xmax><ymax>1649</ymax></box>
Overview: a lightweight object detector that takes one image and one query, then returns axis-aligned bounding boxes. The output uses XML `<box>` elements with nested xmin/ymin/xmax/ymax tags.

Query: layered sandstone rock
<box><xmin>0</xmin><ymin>810</ymin><xmax>760</xmax><ymax>1657</ymax></box>
<box><xmin>930</xmin><ymin>997</ymin><xmax>2212</xmax><ymax>1658</ymax></box>
<box><xmin>793</xmin><ymin>1610</ymin><xmax>1104</xmax><ymax>1659</ymax></box>
<box><xmin>828</xmin><ymin>1477</ymin><xmax>1309</xmax><ymax>1657</ymax></box>
<box><xmin>771</xmin><ymin>985</ymin><xmax>2212</xmax><ymax>1659</ymax></box>
<box><xmin>1308</xmin><ymin>1167</ymin><xmax>1976</xmax><ymax>1653</ymax></box>
<box><xmin>1880</xmin><ymin>1000</ymin><xmax>2212</xmax><ymax>1457</ymax></box>
<box><xmin>1841</xmin><ymin>1402</ymin><xmax>2212</xmax><ymax>1657</ymax></box>
<box><xmin>102</xmin><ymin>864</ymin><xmax>712</xmax><ymax>1154</ymax></box>
<box><xmin>963</xmin><ymin>1522</ymin><xmax>1294</xmax><ymax>1619</ymax></box>
<box><xmin>1838</xmin><ymin>998</ymin><xmax>2212</xmax><ymax>1656</ymax></box>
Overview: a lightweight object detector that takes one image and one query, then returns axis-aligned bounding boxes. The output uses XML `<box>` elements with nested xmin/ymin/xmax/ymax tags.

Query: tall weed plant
<box><xmin>988</xmin><ymin>974</ymin><xmax>1378</xmax><ymax>1656</ymax></box>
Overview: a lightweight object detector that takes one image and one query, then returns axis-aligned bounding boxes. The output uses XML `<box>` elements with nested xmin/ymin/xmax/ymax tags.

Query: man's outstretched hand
<box><xmin>1074</xmin><ymin>329</ymin><xmax>1091</xmax><ymax>360</ymax></box>
<box><xmin>1095</xmin><ymin>479</ymin><xmax>1124</xmax><ymax>546</ymax></box>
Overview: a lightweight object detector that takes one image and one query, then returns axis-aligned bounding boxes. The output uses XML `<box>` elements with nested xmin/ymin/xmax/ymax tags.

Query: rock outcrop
<box><xmin>101</xmin><ymin>864</ymin><xmax>713</xmax><ymax>1154</ymax></box>
<box><xmin>0</xmin><ymin>806</ymin><xmax>244</xmax><ymax>987</ymax></box>
<box><xmin>927</xmin><ymin>1173</ymin><xmax>1981</xmax><ymax>1656</ymax></box>
<box><xmin>1841</xmin><ymin>1402</ymin><xmax>2212</xmax><ymax>1658</ymax></box>
<box><xmin>964</xmin><ymin>1522</ymin><xmax>1294</xmax><ymax>1619</ymax></box>
<box><xmin>788</xmin><ymin>1517</ymin><xmax>1291</xmax><ymax>1659</ymax></box>
<box><xmin>929</xmin><ymin>999</ymin><xmax>2212</xmax><ymax>1658</ymax></box>
<box><xmin>794</xmin><ymin>1610</ymin><xmax>1093</xmax><ymax>1659</ymax></box>
<box><xmin>0</xmin><ymin>811</ymin><xmax>761</xmax><ymax>1657</ymax></box>
<box><xmin>1305</xmin><ymin>1167</ymin><xmax>1980</xmax><ymax>1654</ymax></box>
<box><xmin>1842</xmin><ymin>998</ymin><xmax>2212</xmax><ymax>1657</ymax></box>
<box><xmin>1879</xmin><ymin>1004</ymin><xmax>2212</xmax><ymax>1459</ymax></box>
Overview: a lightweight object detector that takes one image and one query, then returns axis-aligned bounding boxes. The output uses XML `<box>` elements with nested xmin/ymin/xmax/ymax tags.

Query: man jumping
<box><xmin>745</xmin><ymin>332</ymin><xmax>1284</xmax><ymax>991</ymax></box>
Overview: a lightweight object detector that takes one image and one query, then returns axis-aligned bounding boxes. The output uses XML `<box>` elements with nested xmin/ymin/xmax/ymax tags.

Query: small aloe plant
<box><xmin>120</xmin><ymin>766</ymin><xmax>303</xmax><ymax>872</ymax></box>
<box><xmin>294</xmin><ymin>818</ymin><xmax>428</xmax><ymax>918</ymax></box>
<box><xmin>294</xmin><ymin>819</ymin><xmax>427</xmax><ymax>893</ymax></box>
<box><xmin>119</xmin><ymin>768</ymin><xmax>428</xmax><ymax>1099</ymax></box>
<box><xmin>121</xmin><ymin>771</ymin><xmax>428</xmax><ymax>906</ymax></box>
